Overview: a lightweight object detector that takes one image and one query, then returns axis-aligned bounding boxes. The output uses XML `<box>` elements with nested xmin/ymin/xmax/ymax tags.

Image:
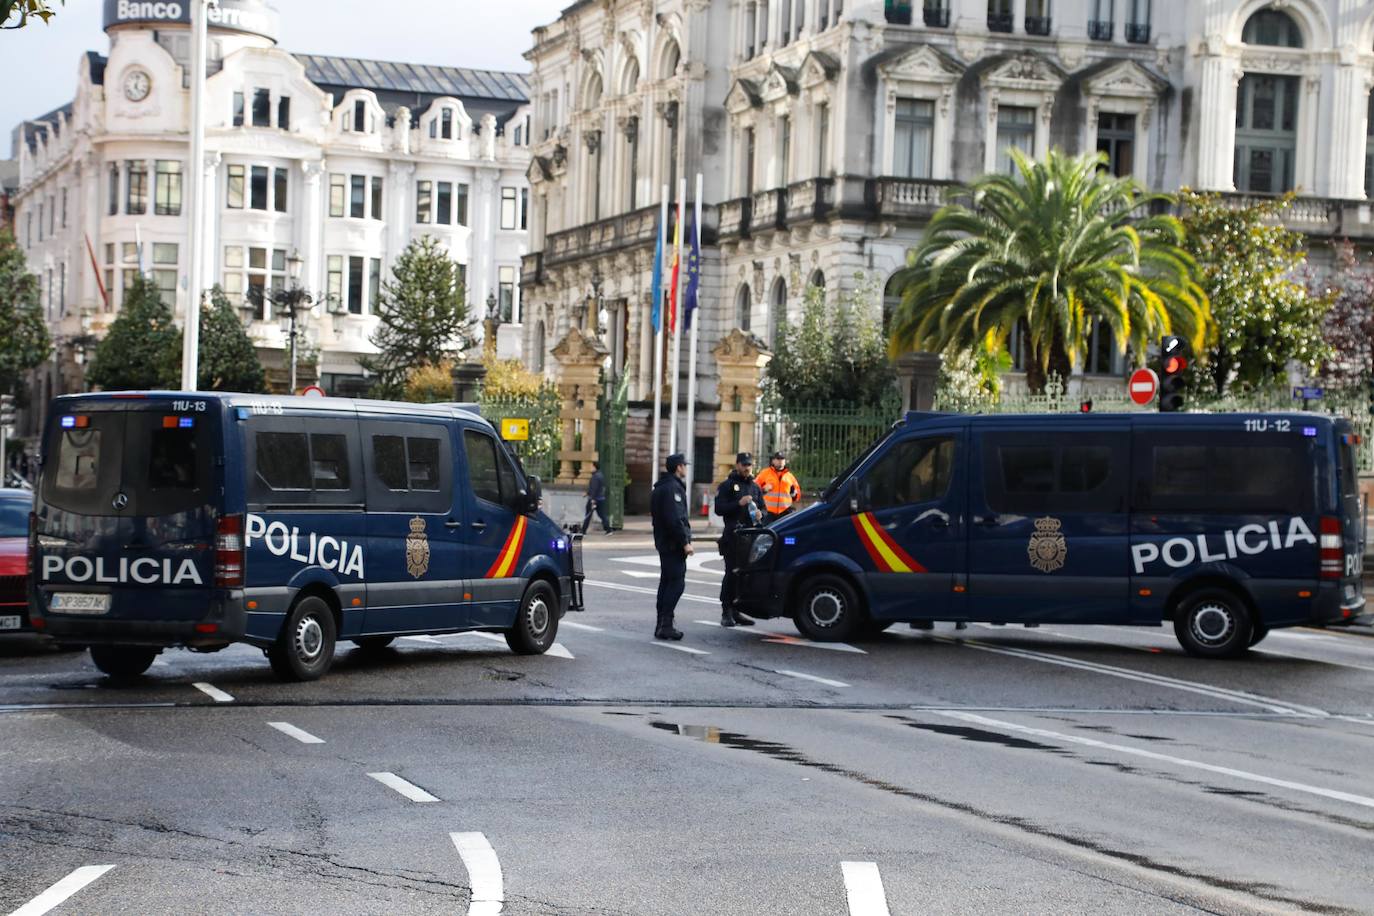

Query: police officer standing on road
<box><xmin>714</xmin><ymin>452</ymin><xmax>763</xmax><ymax>627</ymax></box>
<box><xmin>650</xmin><ymin>453</ymin><xmax>692</xmax><ymax>640</ymax></box>
<box><xmin>755</xmin><ymin>450</ymin><xmax>801</xmax><ymax>520</ymax></box>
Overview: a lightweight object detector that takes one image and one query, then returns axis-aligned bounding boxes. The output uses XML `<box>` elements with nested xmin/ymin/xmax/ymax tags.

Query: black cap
<box><xmin>736</xmin><ymin>452</ymin><xmax>753</xmax><ymax>465</ymax></box>
<box><xmin>666</xmin><ymin>453</ymin><xmax>688</xmax><ymax>471</ymax></box>
<box><xmin>771</xmin><ymin>451</ymin><xmax>786</xmax><ymax>460</ymax></box>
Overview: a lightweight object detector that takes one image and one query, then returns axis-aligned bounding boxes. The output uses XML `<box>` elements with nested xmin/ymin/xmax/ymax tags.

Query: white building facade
<box><xmin>12</xmin><ymin>0</ymin><xmax>533</xmax><ymax>415</ymax></box>
<box><xmin>523</xmin><ymin>0</ymin><xmax>1374</xmax><ymax>475</ymax></box>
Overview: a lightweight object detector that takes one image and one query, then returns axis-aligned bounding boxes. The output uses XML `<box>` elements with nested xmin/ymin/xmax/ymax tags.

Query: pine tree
<box><xmin>360</xmin><ymin>236</ymin><xmax>474</xmax><ymax>399</ymax></box>
<box><xmin>197</xmin><ymin>285</ymin><xmax>266</xmax><ymax>393</ymax></box>
<box><xmin>85</xmin><ymin>273</ymin><xmax>181</xmax><ymax>391</ymax></box>
<box><xmin>0</xmin><ymin>229</ymin><xmax>52</xmax><ymax>399</ymax></box>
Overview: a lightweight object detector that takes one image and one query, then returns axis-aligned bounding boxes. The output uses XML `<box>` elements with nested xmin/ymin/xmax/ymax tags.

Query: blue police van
<box><xmin>731</xmin><ymin>412</ymin><xmax>1366</xmax><ymax>657</ymax></box>
<box><xmin>29</xmin><ymin>392</ymin><xmax>583</xmax><ymax>680</ymax></box>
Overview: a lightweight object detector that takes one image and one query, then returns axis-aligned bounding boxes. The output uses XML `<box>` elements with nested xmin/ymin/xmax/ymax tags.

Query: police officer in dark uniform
<box><xmin>714</xmin><ymin>451</ymin><xmax>764</xmax><ymax>627</ymax></box>
<box><xmin>650</xmin><ymin>452</ymin><xmax>693</xmax><ymax>640</ymax></box>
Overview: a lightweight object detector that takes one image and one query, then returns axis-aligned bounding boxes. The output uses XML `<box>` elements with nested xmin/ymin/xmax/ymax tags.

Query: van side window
<box><xmin>407</xmin><ymin>437</ymin><xmax>441</xmax><ymax>490</ymax></box>
<box><xmin>147</xmin><ymin>429</ymin><xmax>199</xmax><ymax>491</ymax></box>
<box><xmin>361</xmin><ymin>422</ymin><xmax>453</xmax><ymax>512</ymax></box>
<box><xmin>256</xmin><ymin>431</ymin><xmax>311</xmax><ymax>490</ymax></box>
<box><xmin>1139</xmin><ymin>434</ymin><xmax>1311</xmax><ymax>515</ymax></box>
<box><xmin>463</xmin><ymin>429</ymin><xmax>503</xmax><ymax>505</ymax></box>
<box><xmin>984</xmin><ymin>434</ymin><xmax>1125</xmax><ymax>514</ymax></box>
<box><xmin>862</xmin><ymin>437</ymin><xmax>954</xmax><ymax>511</ymax></box>
<box><xmin>310</xmin><ymin>434</ymin><xmax>350</xmax><ymax>490</ymax></box>
<box><xmin>373</xmin><ymin>436</ymin><xmax>408</xmax><ymax>490</ymax></box>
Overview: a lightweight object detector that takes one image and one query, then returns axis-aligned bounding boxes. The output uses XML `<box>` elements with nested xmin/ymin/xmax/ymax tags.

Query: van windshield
<box><xmin>43</xmin><ymin>408</ymin><xmax>212</xmax><ymax>517</ymax></box>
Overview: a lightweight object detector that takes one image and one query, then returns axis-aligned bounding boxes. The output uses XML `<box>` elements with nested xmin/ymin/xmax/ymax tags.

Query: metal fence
<box><xmin>476</xmin><ymin>388</ymin><xmax>563</xmax><ymax>482</ymax></box>
<box><xmin>759</xmin><ymin>394</ymin><xmax>902</xmax><ymax>492</ymax></box>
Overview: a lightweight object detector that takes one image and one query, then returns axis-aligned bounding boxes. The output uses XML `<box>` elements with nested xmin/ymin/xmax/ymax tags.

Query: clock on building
<box><xmin>123</xmin><ymin>70</ymin><xmax>151</xmax><ymax>102</ymax></box>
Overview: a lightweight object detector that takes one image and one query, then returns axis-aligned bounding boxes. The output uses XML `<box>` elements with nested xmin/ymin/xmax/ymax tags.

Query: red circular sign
<box><xmin>300</xmin><ymin>385</ymin><xmax>326</xmax><ymax>398</ymax></box>
<box><xmin>1128</xmin><ymin>368</ymin><xmax>1159</xmax><ymax>406</ymax></box>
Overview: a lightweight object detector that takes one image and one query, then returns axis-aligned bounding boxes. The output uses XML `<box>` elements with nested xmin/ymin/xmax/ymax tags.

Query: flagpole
<box><xmin>651</xmin><ymin>187</ymin><xmax>668</xmax><ymax>482</ymax></box>
<box><xmin>684</xmin><ymin>172</ymin><xmax>703</xmax><ymax>503</ymax></box>
<box><xmin>668</xmin><ymin>177</ymin><xmax>686</xmax><ymax>454</ymax></box>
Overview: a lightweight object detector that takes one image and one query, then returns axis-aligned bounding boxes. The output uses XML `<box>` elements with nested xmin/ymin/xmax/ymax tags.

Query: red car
<box><xmin>0</xmin><ymin>487</ymin><xmax>32</xmax><ymax>633</ymax></box>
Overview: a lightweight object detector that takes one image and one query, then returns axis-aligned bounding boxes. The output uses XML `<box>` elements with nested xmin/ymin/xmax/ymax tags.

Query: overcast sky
<box><xmin>3</xmin><ymin>0</ymin><xmax>568</xmax><ymax>154</ymax></box>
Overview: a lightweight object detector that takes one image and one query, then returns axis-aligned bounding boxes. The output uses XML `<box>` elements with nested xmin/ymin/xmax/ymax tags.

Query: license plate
<box><xmin>50</xmin><ymin>593</ymin><xmax>111</xmax><ymax>614</ymax></box>
<box><xmin>0</xmin><ymin>615</ymin><xmax>19</xmax><ymax>630</ymax></box>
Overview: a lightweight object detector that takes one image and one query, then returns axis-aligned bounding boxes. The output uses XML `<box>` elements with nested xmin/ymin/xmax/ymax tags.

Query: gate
<box><xmin>597</xmin><ymin>372</ymin><xmax>630</xmax><ymax>529</ymax></box>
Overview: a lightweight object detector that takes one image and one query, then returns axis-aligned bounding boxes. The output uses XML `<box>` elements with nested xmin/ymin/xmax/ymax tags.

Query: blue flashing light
<box><xmin>1302</xmin><ymin>426</ymin><xmax>1317</xmax><ymax>437</ymax></box>
<box><xmin>178</xmin><ymin>417</ymin><xmax>195</xmax><ymax>428</ymax></box>
<box><xmin>784</xmin><ymin>536</ymin><xmax>796</xmax><ymax>546</ymax></box>
<box><xmin>60</xmin><ymin>415</ymin><xmax>75</xmax><ymax>428</ymax></box>
<box><xmin>554</xmin><ymin>539</ymin><xmax>567</xmax><ymax>551</ymax></box>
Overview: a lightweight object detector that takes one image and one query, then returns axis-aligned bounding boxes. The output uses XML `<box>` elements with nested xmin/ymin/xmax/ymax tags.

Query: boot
<box><xmin>655</xmin><ymin>625</ymin><xmax>683</xmax><ymax>640</ymax></box>
<box><xmin>720</xmin><ymin>609</ymin><xmax>737</xmax><ymax>628</ymax></box>
<box><xmin>733</xmin><ymin>611</ymin><xmax>755</xmax><ymax>626</ymax></box>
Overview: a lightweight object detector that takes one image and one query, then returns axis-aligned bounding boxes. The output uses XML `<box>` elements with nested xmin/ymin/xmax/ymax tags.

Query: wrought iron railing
<box><xmin>987</xmin><ymin>11</ymin><xmax>1013</xmax><ymax>32</ymax></box>
<box><xmin>923</xmin><ymin>4</ymin><xmax>950</xmax><ymax>27</ymax></box>
<box><xmin>1024</xmin><ymin>15</ymin><xmax>1052</xmax><ymax>35</ymax></box>
<box><xmin>1125</xmin><ymin>22</ymin><xmax>1151</xmax><ymax>43</ymax></box>
<box><xmin>477</xmin><ymin>387</ymin><xmax>563</xmax><ymax>482</ymax></box>
<box><xmin>1087</xmin><ymin>19</ymin><xmax>1113</xmax><ymax>40</ymax></box>
<box><xmin>884</xmin><ymin>1</ymin><xmax>913</xmax><ymax>25</ymax></box>
<box><xmin>759</xmin><ymin>394</ymin><xmax>903</xmax><ymax>493</ymax></box>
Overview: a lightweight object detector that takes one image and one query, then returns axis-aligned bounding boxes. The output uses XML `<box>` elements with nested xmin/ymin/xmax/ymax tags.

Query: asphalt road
<box><xmin>4</xmin><ymin>533</ymin><xmax>1374</xmax><ymax>914</ymax></box>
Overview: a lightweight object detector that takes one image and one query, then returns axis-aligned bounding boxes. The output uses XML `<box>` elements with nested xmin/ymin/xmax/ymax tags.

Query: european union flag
<box><xmin>684</xmin><ymin>214</ymin><xmax>700</xmax><ymax>330</ymax></box>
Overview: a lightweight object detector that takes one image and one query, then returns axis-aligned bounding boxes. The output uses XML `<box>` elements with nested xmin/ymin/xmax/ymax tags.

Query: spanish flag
<box><xmin>484</xmin><ymin>516</ymin><xmax>528</xmax><ymax>579</ymax></box>
<box><xmin>666</xmin><ymin>209</ymin><xmax>682</xmax><ymax>334</ymax></box>
<box><xmin>852</xmin><ymin>513</ymin><xmax>926</xmax><ymax>574</ymax></box>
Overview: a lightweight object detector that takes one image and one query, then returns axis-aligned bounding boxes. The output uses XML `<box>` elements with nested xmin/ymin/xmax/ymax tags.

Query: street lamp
<box><xmin>484</xmin><ymin>290</ymin><xmax>500</xmax><ymax>359</ymax></box>
<box><xmin>246</xmin><ymin>249</ymin><xmax>314</xmax><ymax>394</ymax></box>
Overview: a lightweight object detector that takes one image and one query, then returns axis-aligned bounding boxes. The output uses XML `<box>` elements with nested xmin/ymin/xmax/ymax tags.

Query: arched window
<box><xmin>532</xmin><ymin>320</ymin><xmax>546</xmax><ymax>372</ymax></box>
<box><xmin>769</xmin><ymin>277</ymin><xmax>786</xmax><ymax>345</ymax></box>
<box><xmin>807</xmin><ymin>269</ymin><xmax>826</xmax><ymax>296</ymax></box>
<box><xmin>659</xmin><ymin>39</ymin><xmax>681</xmax><ymax>80</ymax></box>
<box><xmin>584</xmin><ymin>73</ymin><xmax>603</xmax><ymax>111</ymax></box>
<box><xmin>735</xmin><ymin>283</ymin><xmax>752</xmax><ymax>331</ymax></box>
<box><xmin>883</xmin><ymin>272</ymin><xmax>905</xmax><ymax>334</ymax></box>
<box><xmin>1242</xmin><ymin>8</ymin><xmax>1303</xmax><ymax>48</ymax></box>
<box><xmin>621</xmin><ymin>58</ymin><xmax>640</xmax><ymax>96</ymax></box>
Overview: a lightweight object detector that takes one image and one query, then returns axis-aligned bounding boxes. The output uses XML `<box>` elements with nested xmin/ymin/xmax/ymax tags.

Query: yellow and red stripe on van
<box><xmin>851</xmin><ymin>512</ymin><xmax>926</xmax><ymax>574</ymax></box>
<box><xmin>484</xmin><ymin>516</ymin><xmax>529</xmax><ymax>579</ymax></box>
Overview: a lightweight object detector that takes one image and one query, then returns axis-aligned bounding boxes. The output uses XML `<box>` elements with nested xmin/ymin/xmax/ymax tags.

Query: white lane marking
<box><xmin>695</xmin><ymin>619</ymin><xmax>723</xmax><ymax>627</ymax></box>
<box><xmin>776</xmin><ymin>669</ymin><xmax>850</xmax><ymax>688</ymax></box>
<box><xmin>400</xmin><ymin>635</ymin><xmax>445</xmax><ymax>644</ymax></box>
<box><xmin>367</xmin><ymin>772</ymin><xmax>440</xmax><ymax>803</ymax></box>
<box><xmin>546</xmin><ymin>643</ymin><xmax>575</xmax><ymax>660</ymax></box>
<box><xmin>267</xmin><ymin>721</ymin><xmax>325</xmax><ymax>744</ymax></box>
<box><xmin>1254</xmin><ymin>648</ymin><xmax>1374</xmax><ymax>673</ymax></box>
<box><xmin>935</xmin><ymin>710</ymin><xmax>1374</xmax><ymax>810</ymax></box>
<box><xmin>562</xmin><ymin>621</ymin><xmax>604</xmax><ymax>632</ymax></box>
<box><xmin>467</xmin><ymin>632</ymin><xmax>508</xmax><ymax>645</ymax></box>
<box><xmin>650</xmin><ymin>641</ymin><xmax>710</xmax><ymax>655</ymax></box>
<box><xmin>840</xmin><ymin>861</ymin><xmax>891</xmax><ymax>916</ymax></box>
<box><xmin>192</xmin><ymin>682</ymin><xmax>234</xmax><ymax>703</ymax></box>
<box><xmin>761</xmin><ymin>633</ymin><xmax>867</xmax><ymax>654</ymax></box>
<box><xmin>1271</xmin><ymin>631</ymin><xmax>1336</xmax><ymax>642</ymax></box>
<box><xmin>450</xmin><ymin>832</ymin><xmax>504</xmax><ymax>916</ymax></box>
<box><xmin>585</xmin><ymin>579</ymin><xmax>718</xmax><ymax>604</ymax></box>
<box><xmin>944</xmin><ymin>637</ymin><xmax>1327</xmax><ymax>717</ymax></box>
<box><xmin>10</xmin><ymin>865</ymin><xmax>116</xmax><ymax>916</ymax></box>
<box><xmin>621</xmin><ymin>569</ymin><xmax>661</xmax><ymax>579</ymax></box>
<box><xmin>612</xmin><ymin>553</ymin><xmax>723</xmax><ymax>576</ymax></box>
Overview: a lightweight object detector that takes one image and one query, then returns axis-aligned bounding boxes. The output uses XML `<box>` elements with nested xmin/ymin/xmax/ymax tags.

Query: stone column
<box><xmin>200</xmin><ymin>151</ymin><xmax>221</xmax><ymax>301</ymax></box>
<box><xmin>1328</xmin><ymin>57</ymin><xmax>1370</xmax><ymax>200</ymax></box>
<box><xmin>79</xmin><ymin>153</ymin><xmax>100</xmax><ymax>313</ymax></box>
<box><xmin>1195</xmin><ymin>44</ymin><xmax>1238</xmax><ymax>191</ymax></box>
<box><xmin>894</xmin><ymin>351</ymin><xmax>942</xmax><ymax>413</ymax></box>
<box><xmin>387</xmin><ymin>160</ymin><xmax>415</xmax><ymax>264</ymax></box>
<box><xmin>300</xmin><ymin>159</ymin><xmax>326</xmax><ymax>295</ymax></box>
<box><xmin>551</xmin><ymin>326</ymin><xmax>609</xmax><ymax>485</ymax></box>
<box><xmin>711</xmin><ymin>329</ymin><xmax>771</xmax><ymax>482</ymax></box>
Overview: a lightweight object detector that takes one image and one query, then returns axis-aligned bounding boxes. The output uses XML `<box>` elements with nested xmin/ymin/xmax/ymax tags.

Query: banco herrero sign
<box><xmin>104</xmin><ymin>0</ymin><xmax>280</xmax><ymax>42</ymax></box>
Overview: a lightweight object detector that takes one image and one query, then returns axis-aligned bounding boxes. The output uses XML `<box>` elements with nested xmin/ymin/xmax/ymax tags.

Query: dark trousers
<box><xmin>583</xmin><ymin>498</ymin><xmax>610</xmax><ymax>533</ymax></box>
<box><xmin>657</xmin><ymin>549</ymin><xmax>687</xmax><ymax>629</ymax></box>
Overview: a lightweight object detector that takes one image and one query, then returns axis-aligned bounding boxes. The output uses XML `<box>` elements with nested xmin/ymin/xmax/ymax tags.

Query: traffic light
<box><xmin>0</xmin><ymin>395</ymin><xmax>14</xmax><ymax>428</ymax></box>
<box><xmin>1079</xmin><ymin>399</ymin><xmax>1093</xmax><ymax>413</ymax></box>
<box><xmin>1159</xmin><ymin>336</ymin><xmax>1188</xmax><ymax>413</ymax></box>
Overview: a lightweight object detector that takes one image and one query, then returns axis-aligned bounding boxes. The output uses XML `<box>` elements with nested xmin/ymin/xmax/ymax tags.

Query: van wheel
<box><xmin>793</xmin><ymin>574</ymin><xmax>865</xmax><ymax>642</ymax></box>
<box><xmin>1173</xmin><ymin>588</ymin><xmax>1253</xmax><ymax>659</ymax></box>
<box><xmin>506</xmin><ymin>580</ymin><xmax>558</xmax><ymax>655</ymax></box>
<box><xmin>353</xmin><ymin>636</ymin><xmax>394</xmax><ymax>652</ymax></box>
<box><xmin>268</xmin><ymin>596</ymin><xmax>337</xmax><ymax>681</ymax></box>
<box><xmin>1249</xmin><ymin>625</ymin><xmax>1269</xmax><ymax>647</ymax></box>
<box><xmin>90</xmin><ymin>645</ymin><xmax>159</xmax><ymax>679</ymax></box>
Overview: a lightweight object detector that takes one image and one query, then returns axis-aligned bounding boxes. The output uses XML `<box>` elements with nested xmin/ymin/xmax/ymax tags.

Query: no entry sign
<box><xmin>1128</xmin><ymin>368</ymin><xmax>1159</xmax><ymax>406</ymax></box>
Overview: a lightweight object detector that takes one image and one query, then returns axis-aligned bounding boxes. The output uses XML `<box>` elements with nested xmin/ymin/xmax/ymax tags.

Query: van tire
<box><xmin>506</xmin><ymin>580</ymin><xmax>558</xmax><ymax>655</ymax></box>
<box><xmin>1173</xmin><ymin>588</ymin><xmax>1253</xmax><ymax>659</ymax></box>
<box><xmin>1248</xmin><ymin>625</ymin><xmax>1269</xmax><ymax>647</ymax></box>
<box><xmin>793</xmin><ymin>573</ymin><xmax>865</xmax><ymax>642</ymax></box>
<box><xmin>90</xmin><ymin>645</ymin><xmax>158</xmax><ymax>679</ymax></box>
<box><xmin>268</xmin><ymin>596</ymin><xmax>337</xmax><ymax>681</ymax></box>
<box><xmin>353</xmin><ymin>636</ymin><xmax>394</xmax><ymax>652</ymax></box>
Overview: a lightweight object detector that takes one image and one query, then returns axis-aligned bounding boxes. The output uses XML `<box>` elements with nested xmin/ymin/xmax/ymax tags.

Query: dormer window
<box><xmin>442</xmin><ymin>108</ymin><xmax>454</xmax><ymax>139</ymax></box>
<box><xmin>353</xmin><ymin>99</ymin><xmax>367</xmax><ymax>133</ymax></box>
<box><xmin>252</xmin><ymin>88</ymin><xmax>270</xmax><ymax>127</ymax></box>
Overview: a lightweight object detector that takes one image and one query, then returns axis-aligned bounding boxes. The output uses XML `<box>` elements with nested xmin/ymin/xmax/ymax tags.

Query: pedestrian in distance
<box><xmin>714</xmin><ymin>451</ymin><xmax>763</xmax><ymax>628</ymax></box>
<box><xmin>582</xmin><ymin>461</ymin><xmax>612</xmax><ymax>535</ymax></box>
<box><xmin>755</xmin><ymin>450</ymin><xmax>801</xmax><ymax>520</ymax></box>
<box><xmin>650</xmin><ymin>452</ymin><xmax>693</xmax><ymax>640</ymax></box>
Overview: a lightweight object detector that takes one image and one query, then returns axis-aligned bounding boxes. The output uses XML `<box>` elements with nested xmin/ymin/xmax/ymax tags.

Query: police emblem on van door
<box><xmin>1028</xmin><ymin>517</ymin><xmax>1067</xmax><ymax>573</ymax></box>
<box><xmin>405</xmin><ymin>516</ymin><xmax>430</xmax><ymax>578</ymax></box>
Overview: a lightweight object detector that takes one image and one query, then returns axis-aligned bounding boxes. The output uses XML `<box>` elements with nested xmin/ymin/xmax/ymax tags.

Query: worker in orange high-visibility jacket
<box><xmin>755</xmin><ymin>451</ymin><xmax>801</xmax><ymax>519</ymax></box>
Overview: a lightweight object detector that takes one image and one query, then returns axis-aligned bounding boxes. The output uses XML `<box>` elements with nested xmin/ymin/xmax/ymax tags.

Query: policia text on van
<box><xmin>29</xmin><ymin>393</ymin><xmax>584</xmax><ymax>680</ymax></box>
<box><xmin>728</xmin><ymin>412</ymin><xmax>1365</xmax><ymax>658</ymax></box>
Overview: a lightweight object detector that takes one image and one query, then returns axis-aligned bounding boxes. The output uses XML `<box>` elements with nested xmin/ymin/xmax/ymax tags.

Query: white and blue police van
<box><xmin>29</xmin><ymin>392</ymin><xmax>583</xmax><ymax>680</ymax></box>
<box><xmin>731</xmin><ymin>411</ymin><xmax>1366</xmax><ymax>657</ymax></box>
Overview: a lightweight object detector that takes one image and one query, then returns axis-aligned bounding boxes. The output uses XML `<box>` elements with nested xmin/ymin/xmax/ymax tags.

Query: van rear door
<box><xmin>37</xmin><ymin>397</ymin><xmax>218</xmax><ymax>622</ymax></box>
<box><xmin>1333</xmin><ymin>421</ymin><xmax>1366</xmax><ymax>602</ymax></box>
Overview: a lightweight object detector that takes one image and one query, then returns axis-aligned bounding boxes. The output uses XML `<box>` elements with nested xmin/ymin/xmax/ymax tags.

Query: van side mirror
<box><xmin>522</xmin><ymin>475</ymin><xmax>543</xmax><ymax>514</ymax></box>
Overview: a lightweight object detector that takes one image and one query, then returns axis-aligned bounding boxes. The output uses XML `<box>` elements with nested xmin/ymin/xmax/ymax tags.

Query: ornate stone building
<box><xmin>524</xmin><ymin>0</ymin><xmax>1374</xmax><ymax>486</ymax></box>
<box><xmin>11</xmin><ymin>0</ymin><xmax>532</xmax><ymax>421</ymax></box>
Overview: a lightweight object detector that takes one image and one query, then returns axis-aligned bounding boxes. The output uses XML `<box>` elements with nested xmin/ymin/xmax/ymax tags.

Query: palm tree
<box><xmin>888</xmin><ymin>149</ymin><xmax>1209</xmax><ymax>393</ymax></box>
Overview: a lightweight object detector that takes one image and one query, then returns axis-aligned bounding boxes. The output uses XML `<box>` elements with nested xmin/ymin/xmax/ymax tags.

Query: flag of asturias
<box><xmin>649</xmin><ymin>210</ymin><xmax>664</xmax><ymax>332</ymax></box>
<box><xmin>684</xmin><ymin>214</ymin><xmax>700</xmax><ymax>330</ymax></box>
